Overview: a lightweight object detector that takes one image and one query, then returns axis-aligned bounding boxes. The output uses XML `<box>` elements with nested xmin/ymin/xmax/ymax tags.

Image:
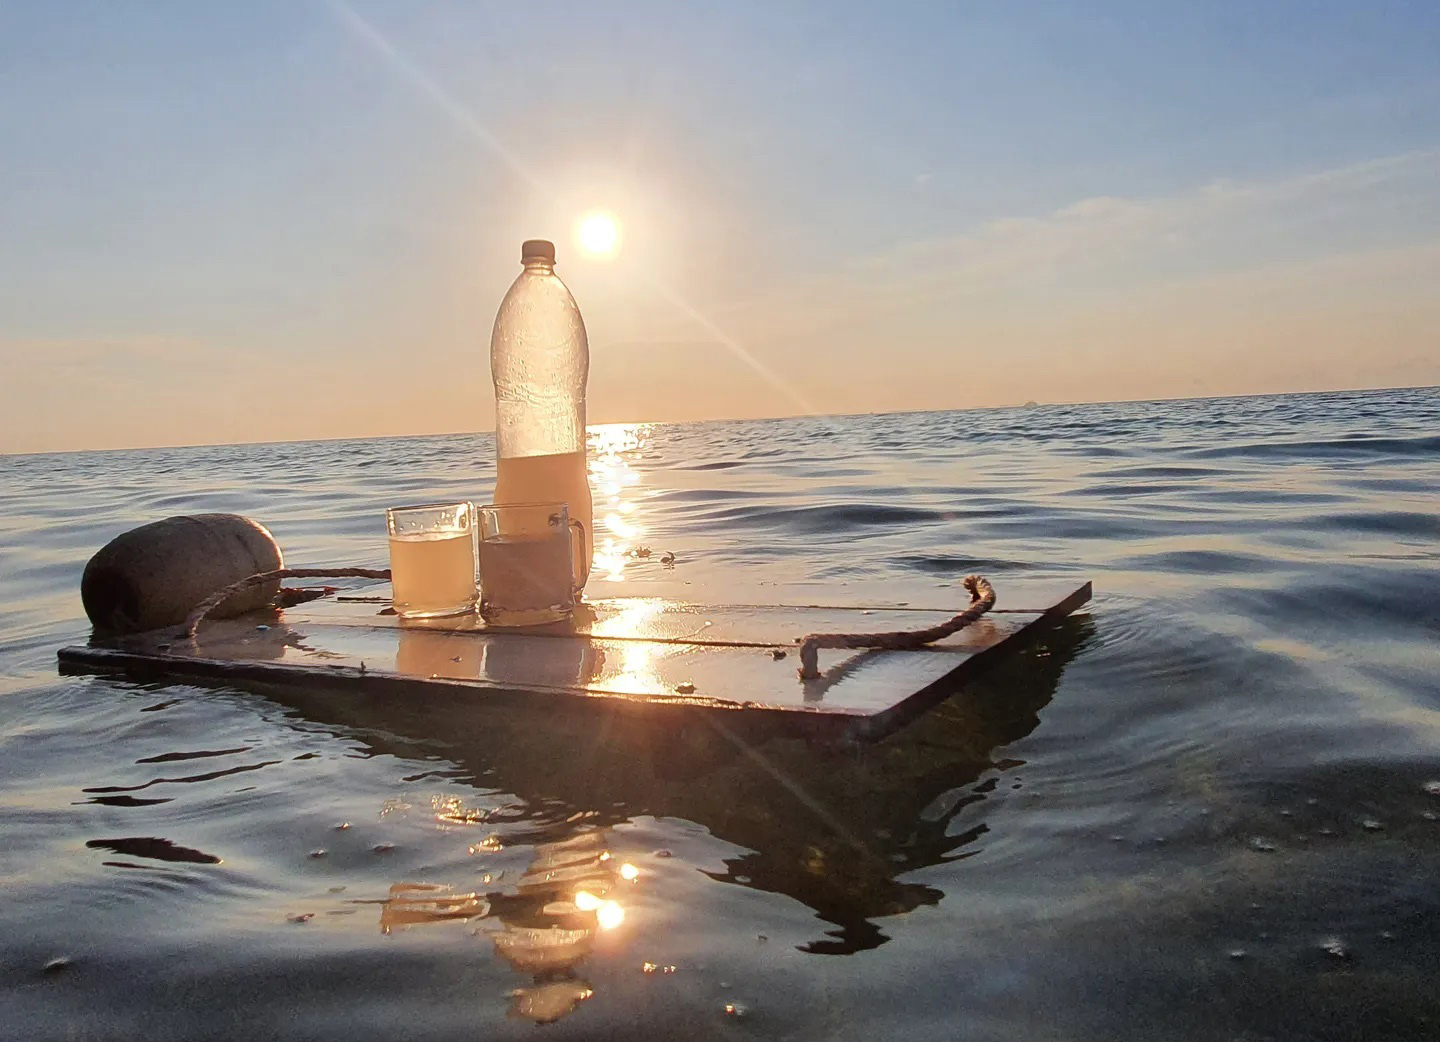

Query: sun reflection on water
<box><xmin>372</xmin><ymin>824</ymin><xmax>630</xmax><ymax>1026</ymax></box>
<box><xmin>587</xmin><ymin>597</ymin><xmax>672</xmax><ymax>694</ymax></box>
<box><xmin>587</xmin><ymin>423</ymin><xmax>653</xmax><ymax>581</ymax></box>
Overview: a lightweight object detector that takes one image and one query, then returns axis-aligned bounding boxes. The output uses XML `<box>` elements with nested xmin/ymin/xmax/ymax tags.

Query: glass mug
<box><xmin>477</xmin><ymin>502</ymin><xmax>585</xmax><ymax>627</ymax></box>
<box><xmin>385</xmin><ymin>501</ymin><xmax>478</xmax><ymax>619</ymax></box>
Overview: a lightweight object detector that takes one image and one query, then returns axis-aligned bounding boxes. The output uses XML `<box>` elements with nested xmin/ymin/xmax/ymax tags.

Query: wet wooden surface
<box><xmin>58</xmin><ymin>579</ymin><xmax>1092</xmax><ymax>742</ymax></box>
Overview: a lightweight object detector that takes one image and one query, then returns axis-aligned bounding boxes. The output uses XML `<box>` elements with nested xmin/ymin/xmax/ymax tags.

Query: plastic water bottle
<box><xmin>489</xmin><ymin>239</ymin><xmax>593</xmax><ymax>589</ymax></box>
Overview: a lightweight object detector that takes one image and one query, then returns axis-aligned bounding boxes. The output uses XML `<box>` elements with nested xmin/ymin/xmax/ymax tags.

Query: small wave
<box><xmin>894</xmin><ymin>554</ymin><xmax>1044</xmax><ymax>575</ymax></box>
<box><xmin>649</xmin><ymin>488</ymin><xmax>759</xmax><ymax>504</ymax></box>
<box><xmin>1320</xmin><ymin>510</ymin><xmax>1440</xmax><ymax>539</ymax></box>
<box><xmin>691</xmin><ymin>502</ymin><xmax>941</xmax><ymax>534</ymax></box>
<box><xmin>1088</xmin><ymin>464</ymin><xmax>1234</xmax><ymax>479</ymax></box>
<box><xmin>1221</xmin><ymin>567</ymin><xmax>1440</xmax><ymax>637</ymax></box>
<box><xmin>1112</xmin><ymin>548</ymin><xmax>1287</xmax><ymax>575</ymax></box>
<box><xmin>1071</xmin><ymin>481</ymin><xmax>1199</xmax><ymax>497</ymax></box>
<box><xmin>82</xmin><ymin>759</ymin><xmax>283</xmax><ymax>794</ymax></box>
<box><xmin>1185</xmin><ymin>434</ymin><xmax>1440</xmax><ymax>461</ymax></box>
<box><xmin>87</xmin><ymin>836</ymin><xmax>221</xmax><ymax>865</ymax></box>
<box><xmin>678</xmin><ymin>459</ymin><xmax>747</xmax><ymax>471</ymax></box>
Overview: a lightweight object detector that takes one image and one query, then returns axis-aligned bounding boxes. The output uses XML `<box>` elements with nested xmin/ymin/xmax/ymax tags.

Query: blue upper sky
<box><xmin>3</xmin><ymin>1</ymin><xmax>1438</xmax><ymax>450</ymax></box>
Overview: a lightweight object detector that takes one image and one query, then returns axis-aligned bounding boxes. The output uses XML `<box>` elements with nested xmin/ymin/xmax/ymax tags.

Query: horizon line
<box><xmin>2</xmin><ymin>382</ymin><xmax>1435</xmax><ymax>459</ymax></box>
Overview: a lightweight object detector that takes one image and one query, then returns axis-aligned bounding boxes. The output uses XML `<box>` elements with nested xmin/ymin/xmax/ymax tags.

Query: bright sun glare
<box><xmin>575</xmin><ymin>211</ymin><xmax>621</xmax><ymax>257</ymax></box>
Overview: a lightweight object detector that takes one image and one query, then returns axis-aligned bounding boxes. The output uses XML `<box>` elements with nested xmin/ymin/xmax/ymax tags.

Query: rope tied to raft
<box><xmin>182</xmin><ymin>567</ymin><xmax>391</xmax><ymax>639</ymax></box>
<box><xmin>797</xmin><ymin>574</ymin><xmax>996</xmax><ymax>679</ymax></box>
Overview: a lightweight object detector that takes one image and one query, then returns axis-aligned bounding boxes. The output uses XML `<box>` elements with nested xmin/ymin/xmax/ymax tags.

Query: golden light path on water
<box><xmin>378</xmin><ymin>425</ymin><xmax>665</xmax><ymax>1022</ymax></box>
<box><xmin>378</xmin><ymin>810</ymin><xmax>637</xmax><ymax>1024</ymax></box>
<box><xmin>585</xmin><ymin>423</ymin><xmax>672</xmax><ymax>695</ymax></box>
<box><xmin>587</xmin><ymin>422</ymin><xmax>653</xmax><ymax>582</ymax></box>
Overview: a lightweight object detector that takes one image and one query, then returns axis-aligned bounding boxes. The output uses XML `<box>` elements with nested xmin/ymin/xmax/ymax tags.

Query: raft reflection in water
<box><xmin>377</xmin><ymin>830</ymin><xmax>624</xmax><ymax>1025</ymax></box>
<box><xmin>276</xmin><ymin>614</ymin><xmax>1091</xmax><ymax>975</ymax></box>
<box><xmin>395</xmin><ymin>623</ymin><xmax>606</xmax><ymax>689</ymax></box>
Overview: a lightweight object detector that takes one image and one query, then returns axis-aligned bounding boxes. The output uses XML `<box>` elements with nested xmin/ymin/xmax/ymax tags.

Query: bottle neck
<box><xmin>521</xmin><ymin>259</ymin><xmax>554</xmax><ymax>275</ymax></box>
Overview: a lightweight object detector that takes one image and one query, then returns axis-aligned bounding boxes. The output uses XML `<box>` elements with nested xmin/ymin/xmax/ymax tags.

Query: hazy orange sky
<box><xmin>3</xmin><ymin>2</ymin><xmax>1438</xmax><ymax>454</ymax></box>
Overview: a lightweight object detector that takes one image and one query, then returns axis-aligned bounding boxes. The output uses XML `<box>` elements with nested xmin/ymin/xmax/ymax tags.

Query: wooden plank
<box><xmin>297</xmin><ymin>578</ymin><xmax>1083</xmax><ymax>646</ymax></box>
<box><xmin>56</xmin><ymin>582</ymin><xmax>1091</xmax><ymax>743</ymax></box>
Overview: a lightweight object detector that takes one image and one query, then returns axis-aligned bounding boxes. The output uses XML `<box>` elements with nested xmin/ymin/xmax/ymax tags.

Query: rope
<box><xmin>797</xmin><ymin>574</ymin><xmax>996</xmax><ymax>679</ymax></box>
<box><xmin>182</xmin><ymin>568</ymin><xmax>391</xmax><ymax>639</ymax></box>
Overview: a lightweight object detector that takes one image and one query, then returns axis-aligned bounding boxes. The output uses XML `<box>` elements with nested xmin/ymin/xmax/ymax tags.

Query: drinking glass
<box><xmin>385</xmin><ymin>501</ymin><xmax>477</xmax><ymax>619</ymax></box>
<box><xmin>477</xmin><ymin>502</ymin><xmax>584</xmax><ymax>627</ymax></box>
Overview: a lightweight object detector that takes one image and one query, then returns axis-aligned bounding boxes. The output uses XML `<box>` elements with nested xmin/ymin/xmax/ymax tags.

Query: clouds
<box><xmin>3</xmin><ymin>137</ymin><xmax>1438</xmax><ymax>451</ymax></box>
<box><xmin>860</xmin><ymin>147</ymin><xmax>1440</xmax><ymax>299</ymax></box>
<box><xmin>642</xmin><ymin>149</ymin><xmax>1440</xmax><ymax>414</ymax></box>
<box><xmin>702</xmin><ymin>146</ymin><xmax>1439</xmax><ymax>339</ymax></box>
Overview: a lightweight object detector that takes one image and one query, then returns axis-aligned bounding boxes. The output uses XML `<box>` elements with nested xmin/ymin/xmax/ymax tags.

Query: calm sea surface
<box><xmin>2</xmin><ymin>388</ymin><xmax>1439</xmax><ymax>1041</ymax></box>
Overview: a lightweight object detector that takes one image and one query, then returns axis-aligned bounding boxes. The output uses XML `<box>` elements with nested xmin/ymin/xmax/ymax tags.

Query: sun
<box><xmin>575</xmin><ymin>211</ymin><xmax>622</xmax><ymax>258</ymax></box>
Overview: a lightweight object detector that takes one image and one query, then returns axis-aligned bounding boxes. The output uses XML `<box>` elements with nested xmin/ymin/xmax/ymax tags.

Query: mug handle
<box><xmin>567</xmin><ymin>518</ymin><xmax>586</xmax><ymax>595</ymax></box>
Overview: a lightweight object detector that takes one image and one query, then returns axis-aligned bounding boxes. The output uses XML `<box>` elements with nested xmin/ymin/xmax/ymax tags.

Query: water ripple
<box><xmin>1</xmin><ymin>386</ymin><xmax>1438</xmax><ymax>1039</ymax></box>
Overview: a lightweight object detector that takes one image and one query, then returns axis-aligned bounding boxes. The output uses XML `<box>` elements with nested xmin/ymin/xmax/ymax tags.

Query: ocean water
<box><xmin>2</xmin><ymin>387</ymin><xmax>1438</xmax><ymax>1041</ymax></box>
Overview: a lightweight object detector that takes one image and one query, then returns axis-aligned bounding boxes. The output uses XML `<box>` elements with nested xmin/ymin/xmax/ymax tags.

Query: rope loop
<box><xmin>797</xmin><ymin>575</ymin><xmax>996</xmax><ymax>679</ymax></box>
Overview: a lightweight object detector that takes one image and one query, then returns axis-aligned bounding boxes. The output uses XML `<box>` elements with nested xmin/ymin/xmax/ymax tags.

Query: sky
<box><xmin>2</xmin><ymin>0</ymin><xmax>1439</xmax><ymax>453</ymax></box>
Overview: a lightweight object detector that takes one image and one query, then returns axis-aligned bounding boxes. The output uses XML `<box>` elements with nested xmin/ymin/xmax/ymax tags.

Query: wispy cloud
<box><xmin>711</xmin><ymin>148</ymin><xmax>1440</xmax><ymax>344</ymax></box>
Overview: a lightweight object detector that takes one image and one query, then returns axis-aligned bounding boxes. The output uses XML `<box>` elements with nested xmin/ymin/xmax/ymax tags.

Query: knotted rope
<box><xmin>797</xmin><ymin>575</ymin><xmax>996</xmax><ymax>679</ymax></box>
<box><xmin>182</xmin><ymin>568</ymin><xmax>391</xmax><ymax>639</ymax></box>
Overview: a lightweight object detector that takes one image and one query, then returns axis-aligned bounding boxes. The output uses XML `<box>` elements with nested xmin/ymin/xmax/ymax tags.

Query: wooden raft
<box><xmin>57</xmin><ymin>577</ymin><xmax>1092</xmax><ymax>744</ymax></box>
